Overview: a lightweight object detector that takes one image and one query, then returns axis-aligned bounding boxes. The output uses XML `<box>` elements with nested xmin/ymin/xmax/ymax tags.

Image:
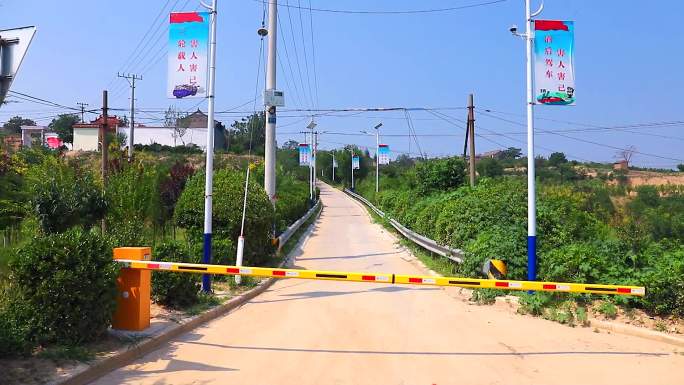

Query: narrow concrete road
<box><xmin>95</xmin><ymin>184</ymin><xmax>683</xmax><ymax>385</ymax></box>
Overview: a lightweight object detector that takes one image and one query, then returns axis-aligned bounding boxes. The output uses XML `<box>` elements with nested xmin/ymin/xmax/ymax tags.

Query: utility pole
<box><xmin>264</xmin><ymin>0</ymin><xmax>278</xmax><ymax>204</ymax></box>
<box><xmin>202</xmin><ymin>0</ymin><xmax>218</xmax><ymax>292</ymax></box>
<box><xmin>467</xmin><ymin>93</ymin><xmax>476</xmax><ymax>187</ymax></box>
<box><xmin>313</xmin><ymin>130</ymin><xmax>317</xmax><ymax>199</ymax></box>
<box><xmin>101</xmin><ymin>90</ymin><xmax>108</xmax><ymax>234</ymax></box>
<box><xmin>117</xmin><ymin>72</ymin><xmax>142</xmax><ymax>162</ymax></box>
<box><xmin>76</xmin><ymin>102</ymin><xmax>88</xmax><ymax>122</ymax></box>
<box><xmin>332</xmin><ymin>153</ymin><xmax>335</xmax><ymax>181</ymax></box>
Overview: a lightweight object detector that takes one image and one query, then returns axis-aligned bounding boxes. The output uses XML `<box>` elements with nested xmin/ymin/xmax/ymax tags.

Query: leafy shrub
<box><xmin>275</xmin><ymin>176</ymin><xmax>309</xmax><ymax>232</ymax></box>
<box><xmin>460</xmin><ymin>225</ymin><xmax>527</xmax><ymax>280</ymax></box>
<box><xmin>175</xmin><ymin>169</ymin><xmax>275</xmax><ymax>265</ymax></box>
<box><xmin>0</xmin><ymin>289</ymin><xmax>34</xmax><ymax>357</ymax></box>
<box><xmin>415</xmin><ymin>157</ymin><xmax>466</xmax><ymax>195</ymax></box>
<box><xmin>476</xmin><ymin>158</ymin><xmax>503</xmax><ymax>178</ymax></box>
<box><xmin>7</xmin><ymin>229</ymin><xmax>117</xmax><ymax>345</ymax></box>
<box><xmin>597</xmin><ymin>301</ymin><xmax>618</xmax><ymax>319</ymax></box>
<box><xmin>27</xmin><ymin>158</ymin><xmax>106</xmax><ymax>234</ymax></box>
<box><xmin>639</xmin><ymin>248</ymin><xmax>684</xmax><ymax>316</ymax></box>
<box><xmin>152</xmin><ymin>242</ymin><xmax>200</xmax><ymax>309</ymax></box>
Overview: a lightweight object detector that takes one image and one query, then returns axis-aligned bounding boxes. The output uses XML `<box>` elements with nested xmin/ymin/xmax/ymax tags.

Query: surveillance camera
<box><xmin>509</xmin><ymin>25</ymin><xmax>518</xmax><ymax>34</ymax></box>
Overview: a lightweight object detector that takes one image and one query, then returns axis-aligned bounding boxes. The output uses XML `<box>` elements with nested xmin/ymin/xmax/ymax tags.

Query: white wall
<box><xmin>119</xmin><ymin>126</ymin><xmax>208</xmax><ymax>149</ymax></box>
<box><xmin>72</xmin><ymin>128</ymin><xmax>99</xmax><ymax>151</ymax></box>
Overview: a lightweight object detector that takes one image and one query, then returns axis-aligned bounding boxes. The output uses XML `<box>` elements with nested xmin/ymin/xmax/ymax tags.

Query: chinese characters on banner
<box><xmin>378</xmin><ymin>144</ymin><xmax>390</xmax><ymax>165</ymax></box>
<box><xmin>352</xmin><ymin>156</ymin><xmax>360</xmax><ymax>170</ymax></box>
<box><xmin>299</xmin><ymin>144</ymin><xmax>311</xmax><ymax>166</ymax></box>
<box><xmin>168</xmin><ymin>12</ymin><xmax>209</xmax><ymax>99</ymax></box>
<box><xmin>534</xmin><ymin>20</ymin><xmax>575</xmax><ymax>105</ymax></box>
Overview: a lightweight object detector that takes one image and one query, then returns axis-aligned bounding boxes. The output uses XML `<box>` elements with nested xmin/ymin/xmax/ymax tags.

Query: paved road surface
<box><xmin>95</xmin><ymin>184</ymin><xmax>683</xmax><ymax>385</ymax></box>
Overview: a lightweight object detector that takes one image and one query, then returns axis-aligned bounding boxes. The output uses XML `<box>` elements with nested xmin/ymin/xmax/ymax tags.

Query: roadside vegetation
<box><xmin>317</xmin><ymin>148</ymin><xmax>684</xmax><ymax>323</ymax></box>
<box><xmin>0</xmin><ymin>113</ymin><xmax>311</xmax><ymax>360</ymax></box>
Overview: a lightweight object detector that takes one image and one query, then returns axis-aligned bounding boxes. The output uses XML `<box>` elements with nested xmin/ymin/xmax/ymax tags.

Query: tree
<box><xmin>476</xmin><ymin>157</ymin><xmax>503</xmax><ymax>178</ymax></box>
<box><xmin>282</xmin><ymin>139</ymin><xmax>299</xmax><ymax>150</ymax></box>
<box><xmin>616</xmin><ymin>145</ymin><xmax>637</xmax><ymax>164</ymax></box>
<box><xmin>548</xmin><ymin>152</ymin><xmax>568</xmax><ymax>167</ymax></box>
<box><xmin>2</xmin><ymin>116</ymin><xmax>36</xmax><ymax>134</ymax></box>
<box><xmin>677</xmin><ymin>164</ymin><xmax>684</xmax><ymax>172</ymax></box>
<box><xmin>48</xmin><ymin>114</ymin><xmax>79</xmax><ymax>144</ymax></box>
<box><xmin>496</xmin><ymin>147</ymin><xmax>522</xmax><ymax>161</ymax></box>
<box><xmin>228</xmin><ymin>112</ymin><xmax>265</xmax><ymax>155</ymax></box>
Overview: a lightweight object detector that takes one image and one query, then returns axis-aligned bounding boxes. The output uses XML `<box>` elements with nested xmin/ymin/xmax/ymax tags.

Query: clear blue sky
<box><xmin>2</xmin><ymin>0</ymin><xmax>683</xmax><ymax>168</ymax></box>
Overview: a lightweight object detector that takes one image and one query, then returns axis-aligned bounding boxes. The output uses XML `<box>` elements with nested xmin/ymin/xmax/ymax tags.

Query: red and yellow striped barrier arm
<box><xmin>115</xmin><ymin>259</ymin><xmax>645</xmax><ymax>296</ymax></box>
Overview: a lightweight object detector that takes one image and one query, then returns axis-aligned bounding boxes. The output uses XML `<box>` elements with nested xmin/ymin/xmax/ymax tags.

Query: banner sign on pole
<box><xmin>534</xmin><ymin>20</ymin><xmax>575</xmax><ymax>105</ymax></box>
<box><xmin>352</xmin><ymin>156</ymin><xmax>360</xmax><ymax>170</ymax></box>
<box><xmin>299</xmin><ymin>143</ymin><xmax>311</xmax><ymax>166</ymax></box>
<box><xmin>168</xmin><ymin>12</ymin><xmax>209</xmax><ymax>99</ymax></box>
<box><xmin>378</xmin><ymin>144</ymin><xmax>390</xmax><ymax>165</ymax></box>
<box><xmin>333</xmin><ymin>158</ymin><xmax>338</xmax><ymax>168</ymax></box>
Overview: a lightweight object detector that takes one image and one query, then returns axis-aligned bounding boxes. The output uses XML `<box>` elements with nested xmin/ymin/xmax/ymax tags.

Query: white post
<box><xmin>264</xmin><ymin>0</ymin><xmax>277</xmax><ymax>204</ymax></box>
<box><xmin>525</xmin><ymin>0</ymin><xmax>537</xmax><ymax>281</ymax></box>
<box><xmin>351</xmin><ymin>150</ymin><xmax>355</xmax><ymax>190</ymax></box>
<box><xmin>128</xmin><ymin>77</ymin><xmax>135</xmax><ymax>162</ymax></box>
<box><xmin>332</xmin><ymin>153</ymin><xmax>335</xmax><ymax>181</ymax></box>
<box><xmin>375</xmin><ymin>128</ymin><xmax>379</xmax><ymax>193</ymax></box>
<box><xmin>309</xmin><ymin>130</ymin><xmax>313</xmax><ymax>200</ymax></box>
<box><xmin>313</xmin><ymin>131</ymin><xmax>317</xmax><ymax>199</ymax></box>
<box><xmin>235</xmin><ymin>235</ymin><xmax>245</xmax><ymax>284</ymax></box>
<box><xmin>201</xmin><ymin>0</ymin><xmax>218</xmax><ymax>292</ymax></box>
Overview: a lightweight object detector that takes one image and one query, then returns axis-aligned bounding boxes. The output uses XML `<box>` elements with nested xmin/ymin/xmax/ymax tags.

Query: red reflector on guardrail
<box><xmin>272</xmin><ymin>270</ymin><xmax>286</xmax><ymax>276</ymax></box>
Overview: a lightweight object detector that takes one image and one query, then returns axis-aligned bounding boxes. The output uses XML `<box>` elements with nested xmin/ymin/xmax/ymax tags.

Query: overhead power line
<box><xmin>256</xmin><ymin>0</ymin><xmax>508</xmax><ymax>15</ymax></box>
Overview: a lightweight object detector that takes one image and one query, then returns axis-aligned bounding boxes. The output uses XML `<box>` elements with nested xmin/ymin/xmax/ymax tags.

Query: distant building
<box><xmin>20</xmin><ymin>125</ymin><xmax>63</xmax><ymax>149</ymax></box>
<box><xmin>475</xmin><ymin>149</ymin><xmax>503</xmax><ymax>160</ymax></box>
<box><xmin>613</xmin><ymin>160</ymin><xmax>629</xmax><ymax>171</ymax></box>
<box><xmin>119</xmin><ymin>109</ymin><xmax>225</xmax><ymax>151</ymax></box>
<box><xmin>72</xmin><ymin>116</ymin><xmax>120</xmax><ymax>152</ymax></box>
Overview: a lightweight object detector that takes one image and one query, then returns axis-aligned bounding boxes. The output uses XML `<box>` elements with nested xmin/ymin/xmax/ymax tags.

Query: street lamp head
<box><xmin>509</xmin><ymin>24</ymin><xmax>518</xmax><ymax>34</ymax></box>
<box><xmin>374</xmin><ymin>123</ymin><xmax>383</xmax><ymax>129</ymax></box>
<box><xmin>307</xmin><ymin>120</ymin><xmax>317</xmax><ymax>129</ymax></box>
<box><xmin>257</xmin><ymin>27</ymin><xmax>268</xmax><ymax>37</ymax></box>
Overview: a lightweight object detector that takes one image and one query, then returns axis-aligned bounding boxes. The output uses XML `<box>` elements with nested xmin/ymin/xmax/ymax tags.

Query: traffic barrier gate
<box><xmin>112</xmin><ymin>250</ymin><xmax>645</xmax><ymax>331</ymax></box>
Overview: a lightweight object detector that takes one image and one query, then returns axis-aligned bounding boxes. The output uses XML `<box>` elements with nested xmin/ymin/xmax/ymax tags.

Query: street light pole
<box><xmin>512</xmin><ymin>0</ymin><xmax>543</xmax><ymax>282</ymax></box>
<box><xmin>351</xmin><ymin>149</ymin><xmax>355</xmax><ymax>190</ymax></box>
<box><xmin>201</xmin><ymin>0</ymin><xmax>218</xmax><ymax>292</ymax></box>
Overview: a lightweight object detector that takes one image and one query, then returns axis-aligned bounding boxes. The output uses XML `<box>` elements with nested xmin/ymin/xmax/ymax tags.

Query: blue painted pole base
<box><xmin>202</xmin><ymin>233</ymin><xmax>212</xmax><ymax>292</ymax></box>
<box><xmin>527</xmin><ymin>235</ymin><xmax>537</xmax><ymax>293</ymax></box>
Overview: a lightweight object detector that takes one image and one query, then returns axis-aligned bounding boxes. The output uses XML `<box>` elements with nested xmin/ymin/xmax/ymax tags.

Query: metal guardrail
<box><xmin>277</xmin><ymin>199</ymin><xmax>321</xmax><ymax>251</ymax></box>
<box><xmin>344</xmin><ymin>189</ymin><xmax>463</xmax><ymax>263</ymax></box>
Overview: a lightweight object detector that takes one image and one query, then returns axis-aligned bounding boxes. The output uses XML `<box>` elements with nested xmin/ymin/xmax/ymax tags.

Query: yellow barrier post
<box><xmin>112</xmin><ymin>247</ymin><xmax>152</xmax><ymax>331</ymax></box>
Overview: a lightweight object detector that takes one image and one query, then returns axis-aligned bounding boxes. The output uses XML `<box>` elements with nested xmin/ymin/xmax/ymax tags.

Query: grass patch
<box><xmin>597</xmin><ymin>301</ymin><xmax>618</xmax><ymax>319</ymax></box>
<box><xmin>184</xmin><ymin>293</ymin><xmax>226</xmax><ymax>316</ymax></box>
<box><xmin>36</xmin><ymin>345</ymin><xmax>94</xmax><ymax>363</ymax></box>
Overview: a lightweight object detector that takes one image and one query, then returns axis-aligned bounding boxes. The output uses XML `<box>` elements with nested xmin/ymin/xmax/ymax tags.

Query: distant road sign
<box><xmin>0</xmin><ymin>26</ymin><xmax>36</xmax><ymax>106</ymax></box>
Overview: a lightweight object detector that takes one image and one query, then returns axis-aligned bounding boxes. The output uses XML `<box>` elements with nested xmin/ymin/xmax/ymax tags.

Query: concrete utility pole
<box><xmin>467</xmin><ymin>94</ymin><xmax>476</xmax><ymax>187</ymax></box>
<box><xmin>202</xmin><ymin>0</ymin><xmax>218</xmax><ymax>292</ymax></box>
<box><xmin>101</xmin><ymin>90</ymin><xmax>108</xmax><ymax>234</ymax></box>
<box><xmin>117</xmin><ymin>72</ymin><xmax>142</xmax><ymax>163</ymax></box>
<box><xmin>77</xmin><ymin>102</ymin><xmax>88</xmax><ymax>122</ymax></box>
<box><xmin>264</xmin><ymin>0</ymin><xmax>278</xmax><ymax>204</ymax></box>
<box><xmin>332</xmin><ymin>153</ymin><xmax>335</xmax><ymax>181</ymax></box>
<box><xmin>313</xmin><ymin>130</ymin><xmax>318</xmax><ymax>198</ymax></box>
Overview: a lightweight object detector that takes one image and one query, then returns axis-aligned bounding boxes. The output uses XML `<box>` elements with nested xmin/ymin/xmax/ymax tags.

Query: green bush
<box><xmin>476</xmin><ymin>158</ymin><xmax>504</xmax><ymax>178</ymax></box>
<box><xmin>414</xmin><ymin>157</ymin><xmax>466</xmax><ymax>195</ymax></box>
<box><xmin>7</xmin><ymin>229</ymin><xmax>117</xmax><ymax>346</ymax></box>
<box><xmin>461</xmin><ymin>225</ymin><xmax>527</xmax><ymax>280</ymax></box>
<box><xmin>152</xmin><ymin>242</ymin><xmax>200</xmax><ymax>309</ymax></box>
<box><xmin>639</xmin><ymin>248</ymin><xmax>684</xmax><ymax>316</ymax></box>
<box><xmin>0</xmin><ymin>288</ymin><xmax>34</xmax><ymax>358</ymax></box>
<box><xmin>275</xmin><ymin>176</ymin><xmax>309</xmax><ymax>232</ymax></box>
<box><xmin>27</xmin><ymin>157</ymin><xmax>106</xmax><ymax>234</ymax></box>
<box><xmin>175</xmin><ymin>169</ymin><xmax>275</xmax><ymax>265</ymax></box>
